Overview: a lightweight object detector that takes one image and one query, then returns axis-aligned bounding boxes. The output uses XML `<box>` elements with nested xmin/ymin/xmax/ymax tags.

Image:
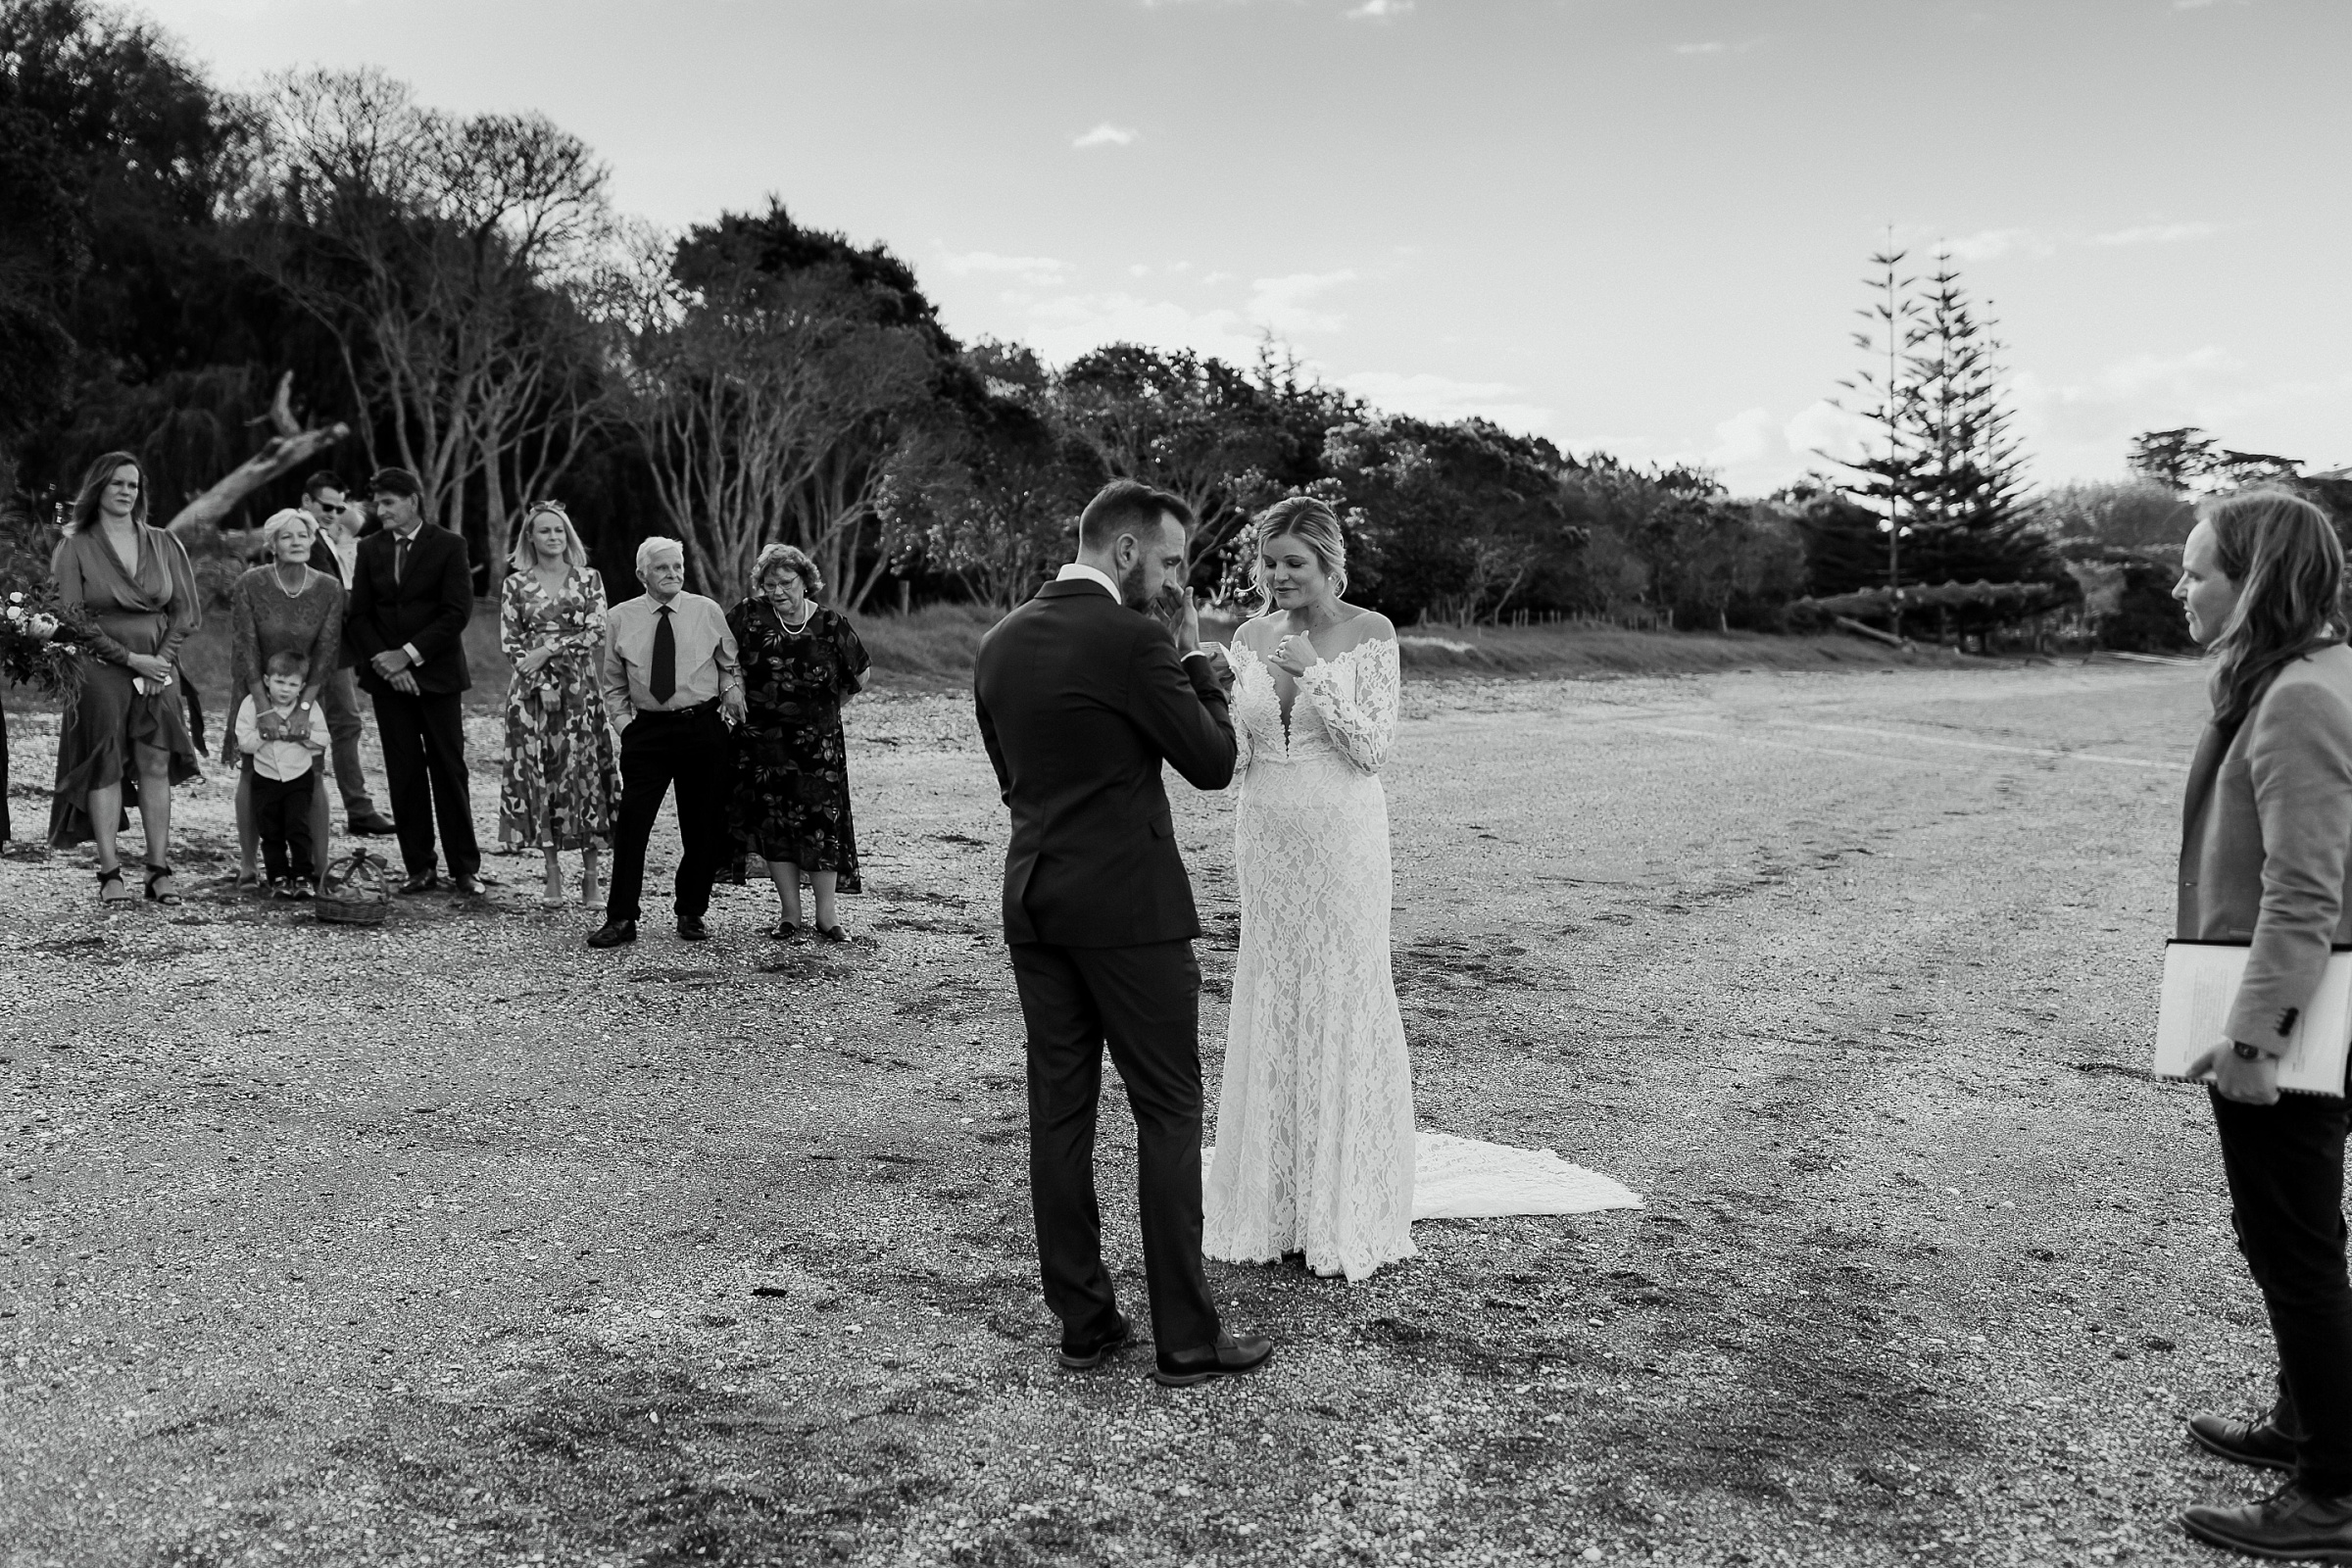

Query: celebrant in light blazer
<box><xmin>2169</xmin><ymin>489</ymin><xmax>2352</xmax><ymax>1561</ymax></box>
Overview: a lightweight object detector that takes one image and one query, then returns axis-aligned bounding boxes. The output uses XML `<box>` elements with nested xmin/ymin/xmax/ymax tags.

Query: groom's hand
<box><xmin>1176</xmin><ymin>589</ymin><xmax>1201</xmax><ymax>654</ymax></box>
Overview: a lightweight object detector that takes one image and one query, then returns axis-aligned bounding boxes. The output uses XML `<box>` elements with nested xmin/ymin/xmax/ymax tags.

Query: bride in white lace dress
<box><xmin>1202</xmin><ymin>499</ymin><xmax>1641</xmax><ymax>1283</ymax></box>
<box><xmin>1202</xmin><ymin>499</ymin><xmax>1417</xmax><ymax>1281</ymax></box>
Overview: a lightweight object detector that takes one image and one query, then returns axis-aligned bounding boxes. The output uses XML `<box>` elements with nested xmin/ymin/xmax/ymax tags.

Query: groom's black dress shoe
<box><xmin>1153</xmin><ymin>1332</ymin><xmax>1273</xmax><ymax>1388</ymax></box>
<box><xmin>587</xmin><ymin>918</ymin><xmax>637</xmax><ymax>950</ymax></box>
<box><xmin>2190</xmin><ymin>1413</ymin><xmax>2298</xmax><ymax>1473</ymax></box>
<box><xmin>677</xmin><ymin>915</ymin><xmax>710</xmax><ymax>942</ymax></box>
<box><xmin>2181</xmin><ymin>1483</ymin><xmax>2352</xmax><ymax>1560</ymax></box>
<box><xmin>1059</xmin><ymin>1312</ymin><xmax>1132</xmax><ymax>1370</ymax></box>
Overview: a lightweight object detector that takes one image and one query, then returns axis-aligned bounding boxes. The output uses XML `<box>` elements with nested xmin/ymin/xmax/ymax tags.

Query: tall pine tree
<box><xmin>1820</xmin><ymin>243</ymin><xmax>2053</xmax><ymax>615</ymax></box>
<box><xmin>1904</xmin><ymin>252</ymin><xmax>2039</xmax><ymax>583</ymax></box>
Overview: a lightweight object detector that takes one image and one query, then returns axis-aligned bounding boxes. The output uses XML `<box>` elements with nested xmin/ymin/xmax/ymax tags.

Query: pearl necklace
<box><xmin>271</xmin><ymin>562</ymin><xmax>309</xmax><ymax>598</ymax></box>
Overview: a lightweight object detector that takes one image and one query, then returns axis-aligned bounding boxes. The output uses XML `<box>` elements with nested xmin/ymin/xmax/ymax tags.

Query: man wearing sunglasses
<box><xmin>298</xmin><ymin>471</ymin><xmax>396</xmax><ymax>839</ymax></box>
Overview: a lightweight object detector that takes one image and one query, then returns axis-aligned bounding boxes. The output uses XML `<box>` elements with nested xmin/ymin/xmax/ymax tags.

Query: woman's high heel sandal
<box><xmin>142</xmin><ymin>863</ymin><xmax>182</xmax><ymax>906</ymax></box>
<box><xmin>96</xmin><ymin>864</ymin><xmax>131</xmax><ymax>905</ymax></box>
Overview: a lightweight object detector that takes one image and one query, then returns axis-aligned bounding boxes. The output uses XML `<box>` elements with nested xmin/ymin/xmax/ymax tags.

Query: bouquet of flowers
<box><xmin>528</xmin><ymin>597</ymin><xmax>605</xmax><ymax>702</ymax></box>
<box><xmin>0</xmin><ymin>582</ymin><xmax>85</xmax><ymax>698</ymax></box>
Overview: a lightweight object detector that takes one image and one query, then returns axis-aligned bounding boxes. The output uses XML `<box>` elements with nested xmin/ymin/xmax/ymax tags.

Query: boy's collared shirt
<box><xmin>235</xmin><ymin>697</ymin><xmax>324</xmax><ymax>782</ymax></box>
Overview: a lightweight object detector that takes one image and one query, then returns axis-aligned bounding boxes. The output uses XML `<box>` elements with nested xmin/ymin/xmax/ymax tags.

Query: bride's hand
<box><xmin>1269</xmin><ymin>633</ymin><xmax>1320</xmax><ymax>677</ymax></box>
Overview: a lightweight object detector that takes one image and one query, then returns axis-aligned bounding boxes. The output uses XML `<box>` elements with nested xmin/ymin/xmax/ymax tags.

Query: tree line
<box><xmin>5</xmin><ymin>0</ymin><xmax>2343</xmax><ymax>646</ymax></box>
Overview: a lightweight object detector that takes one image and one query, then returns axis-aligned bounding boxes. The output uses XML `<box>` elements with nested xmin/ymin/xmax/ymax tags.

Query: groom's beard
<box><xmin>1119</xmin><ymin>564</ymin><xmax>1187</xmax><ymax>640</ymax></box>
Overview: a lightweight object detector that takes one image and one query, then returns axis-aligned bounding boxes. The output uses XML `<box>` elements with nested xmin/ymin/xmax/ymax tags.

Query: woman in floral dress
<box><xmin>498</xmin><ymin>503</ymin><xmax>619</xmax><ymax>907</ymax></box>
<box><xmin>730</xmin><ymin>543</ymin><xmax>869</xmax><ymax>940</ymax></box>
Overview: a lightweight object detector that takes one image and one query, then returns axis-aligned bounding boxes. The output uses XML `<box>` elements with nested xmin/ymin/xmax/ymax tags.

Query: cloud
<box><xmin>1073</xmin><ymin>122</ymin><xmax>1138</xmax><ymax>150</ymax></box>
<box><xmin>1334</xmin><ymin>369</ymin><xmax>1554</xmax><ymax>432</ymax></box>
<box><xmin>1937</xmin><ymin>227</ymin><xmax>2050</xmax><ymax>262</ymax></box>
<box><xmin>1245</xmin><ymin>270</ymin><xmax>1358</xmax><ymax>335</ymax></box>
<box><xmin>1672</xmin><ymin>38</ymin><xmax>1763</xmax><ymax>55</ymax></box>
<box><xmin>1784</xmin><ymin>400</ymin><xmax>1876</xmax><ymax>466</ymax></box>
<box><xmin>935</xmin><ymin>250</ymin><xmax>1071</xmax><ymax>289</ymax></box>
<box><xmin>2089</xmin><ymin>220</ymin><xmax>2219</xmax><ymax>247</ymax></box>
<box><xmin>1346</xmin><ymin>0</ymin><xmax>1413</xmax><ymax>17</ymax></box>
<box><xmin>2174</xmin><ymin>0</ymin><xmax>2249</xmax><ymax>9</ymax></box>
<box><xmin>1707</xmin><ymin>408</ymin><xmax>1776</xmax><ymax>467</ymax></box>
<box><xmin>1019</xmin><ymin>292</ymin><xmax>1266</xmax><ymax>368</ymax></box>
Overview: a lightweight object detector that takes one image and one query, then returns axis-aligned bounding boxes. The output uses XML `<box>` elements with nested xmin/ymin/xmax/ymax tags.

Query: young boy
<box><xmin>235</xmin><ymin>650</ymin><xmax>327</xmax><ymax>898</ymax></box>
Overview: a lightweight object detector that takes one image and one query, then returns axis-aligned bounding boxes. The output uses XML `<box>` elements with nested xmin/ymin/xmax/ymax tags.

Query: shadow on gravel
<box><xmin>297</xmin><ymin>1350</ymin><xmax>957</xmax><ymax>1564</ymax></box>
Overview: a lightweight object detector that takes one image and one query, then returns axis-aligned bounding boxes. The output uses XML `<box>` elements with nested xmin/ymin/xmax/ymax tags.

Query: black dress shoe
<box><xmin>2191</xmin><ymin>1412</ymin><xmax>2298</xmax><ymax>1472</ymax></box>
<box><xmin>2183</xmin><ymin>1483</ymin><xmax>2352</xmax><ymax>1560</ymax></box>
<box><xmin>451</xmin><ymin>874</ymin><xmax>485</xmax><ymax>898</ymax></box>
<box><xmin>587</xmin><ymin>918</ymin><xmax>637</xmax><ymax>949</ymax></box>
<box><xmin>398</xmin><ymin>871</ymin><xmax>440</xmax><ymax>895</ymax></box>
<box><xmin>1059</xmin><ymin>1313</ymin><xmax>1132</xmax><ymax>1371</ymax></box>
<box><xmin>677</xmin><ymin>915</ymin><xmax>710</xmax><ymax>941</ymax></box>
<box><xmin>1153</xmin><ymin>1332</ymin><xmax>1273</xmax><ymax>1388</ymax></box>
<box><xmin>347</xmin><ymin>812</ymin><xmax>397</xmax><ymax>837</ymax></box>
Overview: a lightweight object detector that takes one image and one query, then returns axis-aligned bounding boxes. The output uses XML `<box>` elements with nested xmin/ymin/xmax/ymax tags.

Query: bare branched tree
<box><xmin>240</xmin><ymin>68</ymin><xmax>615</xmax><ymax>579</ymax></box>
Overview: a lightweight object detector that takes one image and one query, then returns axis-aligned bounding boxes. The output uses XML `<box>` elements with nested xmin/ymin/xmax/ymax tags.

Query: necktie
<box><xmin>393</xmin><ymin>535</ymin><xmax>409</xmax><ymax>584</ymax></box>
<box><xmin>650</xmin><ymin>605</ymin><xmax>676</xmax><ymax>705</ymax></box>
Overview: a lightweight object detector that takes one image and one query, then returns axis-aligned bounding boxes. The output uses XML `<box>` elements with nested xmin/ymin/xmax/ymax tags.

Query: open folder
<box><xmin>2151</xmin><ymin>940</ymin><xmax>2352</xmax><ymax>1098</ymax></box>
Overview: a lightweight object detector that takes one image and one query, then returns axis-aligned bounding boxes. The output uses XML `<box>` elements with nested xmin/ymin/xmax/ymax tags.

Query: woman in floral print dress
<box><xmin>498</xmin><ymin>503</ymin><xmax>619</xmax><ymax>907</ymax></box>
<box><xmin>729</xmin><ymin>543</ymin><xmax>869</xmax><ymax>940</ymax></box>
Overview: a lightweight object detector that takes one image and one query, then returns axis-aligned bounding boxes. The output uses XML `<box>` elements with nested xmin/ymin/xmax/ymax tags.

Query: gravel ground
<box><xmin>0</xmin><ymin>657</ymin><xmax>2282</xmax><ymax>1567</ymax></box>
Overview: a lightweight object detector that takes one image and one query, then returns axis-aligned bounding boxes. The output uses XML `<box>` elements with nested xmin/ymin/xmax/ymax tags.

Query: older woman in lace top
<box><xmin>227</xmin><ymin>508</ymin><xmax>344</xmax><ymax>890</ymax></box>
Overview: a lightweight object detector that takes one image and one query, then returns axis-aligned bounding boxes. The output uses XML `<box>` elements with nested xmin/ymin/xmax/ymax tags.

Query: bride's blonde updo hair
<box><xmin>1250</xmin><ymin>495</ymin><xmax>1348</xmax><ymax>612</ymax></box>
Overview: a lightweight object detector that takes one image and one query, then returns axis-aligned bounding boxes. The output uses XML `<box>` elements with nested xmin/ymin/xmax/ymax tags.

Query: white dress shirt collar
<box><xmin>1055</xmin><ymin>562</ymin><xmax>1120</xmax><ymax>600</ymax></box>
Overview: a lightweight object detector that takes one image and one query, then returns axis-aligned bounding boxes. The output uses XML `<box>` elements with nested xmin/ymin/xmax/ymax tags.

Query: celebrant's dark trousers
<box><xmin>606</xmin><ymin>703</ymin><xmax>731</xmax><ymax>924</ymax></box>
<box><xmin>2212</xmin><ymin>1085</ymin><xmax>2352</xmax><ymax>1496</ymax></box>
<box><xmin>1008</xmin><ymin>937</ymin><xmax>1219</xmax><ymax>1353</ymax></box>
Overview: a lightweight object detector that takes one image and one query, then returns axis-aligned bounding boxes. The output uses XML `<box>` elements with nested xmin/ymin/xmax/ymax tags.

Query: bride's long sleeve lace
<box><xmin>1297</xmin><ymin>637</ymin><xmax>1399</xmax><ymax>773</ymax></box>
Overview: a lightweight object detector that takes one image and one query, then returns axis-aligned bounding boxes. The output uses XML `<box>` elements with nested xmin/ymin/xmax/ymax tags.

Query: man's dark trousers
<box><xmin>371</xmin><ymin>688</ymin><xmax>480</xmax><ymax>881</ymax></box>
<box><xmin>1009</xmin><ymin>938</ymin><xmax>1218</xmax><ymax>1353</ymax></box>
<box><xmin>607</xmin><ymin>704</ymin><xmax>731</xmax><ymax>923</ymax></box>
<box><xmin>318</xmin><ymin>668</ymin><xmax>380</xmax><ymax>820</ymax></box>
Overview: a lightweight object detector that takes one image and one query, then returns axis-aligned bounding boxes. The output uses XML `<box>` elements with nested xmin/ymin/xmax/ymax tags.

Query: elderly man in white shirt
<box><xmin>589</xmin><ymin>536</ymin><xmax>746</xmax><ymax>949</ymax></box>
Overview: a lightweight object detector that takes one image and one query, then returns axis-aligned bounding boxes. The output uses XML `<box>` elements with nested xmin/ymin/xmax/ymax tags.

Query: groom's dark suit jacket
<box><xmin>973</xmin><ymin>579</ymin><xmax>1237</xmax><ymax>947</ymax></box>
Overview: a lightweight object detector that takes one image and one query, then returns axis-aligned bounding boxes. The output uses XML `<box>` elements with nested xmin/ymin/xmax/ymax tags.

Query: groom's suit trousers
<box><xmin>1009</xmin><ymin>937</ymin><xmax>1220</xmax><ymax>1354</ymax></box>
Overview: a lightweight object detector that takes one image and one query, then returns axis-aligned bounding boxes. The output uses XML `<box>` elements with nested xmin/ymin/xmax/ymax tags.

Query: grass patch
<box><xmin>8</xmin><ymin>594</ymin><xmax>1972</xmax><ymax>727</ymax></box>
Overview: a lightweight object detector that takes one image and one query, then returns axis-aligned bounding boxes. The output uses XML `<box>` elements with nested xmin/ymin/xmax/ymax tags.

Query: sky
<box><xmin>146</xmin><ymin>0</ymin><xmax>2352</xmax><ymax>496</ymax></box>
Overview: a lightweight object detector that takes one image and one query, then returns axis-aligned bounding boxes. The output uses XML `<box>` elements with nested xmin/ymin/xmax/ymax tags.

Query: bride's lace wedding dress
<box><xmin>1201</xmin><ymin>634</ymin><xmax>1641</xmax><ymax>1283</ymax></box>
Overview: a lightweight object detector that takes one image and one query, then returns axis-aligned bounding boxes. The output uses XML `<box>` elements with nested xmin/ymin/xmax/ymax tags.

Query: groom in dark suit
<box><xmin>343</xmin><ymin>467</ymin><xmax>483</xmax><ymax>896</ymax></box>
<box><xmin>973</xmin><ymin>478</ymin><xmax>1272</xmax><ymax>1388</ymax></box>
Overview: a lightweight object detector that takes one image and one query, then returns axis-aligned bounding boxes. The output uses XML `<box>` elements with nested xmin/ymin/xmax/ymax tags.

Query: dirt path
<box><xmin>0</xmin><ymin>659</ymin><xmax>2271</xmax><ymax>1567</ymax></box>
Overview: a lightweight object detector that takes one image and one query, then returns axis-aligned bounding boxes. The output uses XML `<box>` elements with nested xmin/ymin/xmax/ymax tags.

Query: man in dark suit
<box><xmin>973</xmin><ymin>478</ymin><xmax>1272</xmax><ymax>1389</ymax></box>
<box><xmin>343</xmin><ymin>467</ymin><xmax>483</xmax><ymax>896</ymax></box>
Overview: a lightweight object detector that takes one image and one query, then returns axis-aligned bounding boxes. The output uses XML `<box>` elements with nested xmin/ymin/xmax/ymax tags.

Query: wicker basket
<box><xmin>317</xmin><ymin>846</ymin><xmax>392</xmax><ymax>926</ymax></box>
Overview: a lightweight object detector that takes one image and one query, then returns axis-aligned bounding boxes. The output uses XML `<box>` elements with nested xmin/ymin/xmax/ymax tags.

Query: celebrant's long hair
<box><xmin>2206</xmin><ymin>487</ymin><xmax>2344</xmax><ymax>729</ymax></box>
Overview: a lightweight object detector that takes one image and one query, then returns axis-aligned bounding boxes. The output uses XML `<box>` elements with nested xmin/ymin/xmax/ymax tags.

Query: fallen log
<box><xmin>165</xmin><ymin>371</ymin><xmax>350</xmax><ymax>538</ymax></box>
<box><xmin>1835</xmin><ymin>615</ymin><xmax>1910</xmax><ymax>650</ymax></box>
